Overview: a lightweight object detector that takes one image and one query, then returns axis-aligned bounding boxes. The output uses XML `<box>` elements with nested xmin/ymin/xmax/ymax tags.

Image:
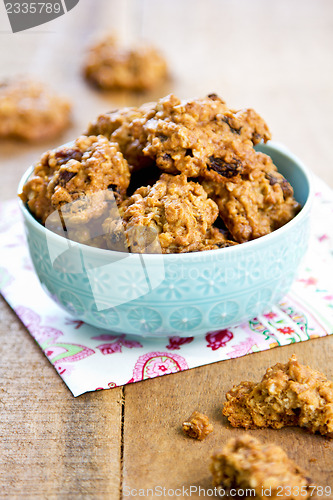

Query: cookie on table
<box><xmin>210</xmin><ymin>434</ymin><xmax>312</xmax><ymax>499</ymax></box>
<box><xmin>117</xmin><ymin>173</ymin><xmax>235</xmax><ymax>253</ymax></box>
<box><xmin>0</xmin><ymin>77</ymin><xmax>71</xmax><ymax>141</ymax></box>
<box><xmin>182</xmin><ymin>411</ymin><xmax>213</xmax><ymax>440</ymax></box>
<box><xmin>222</xmin><ymin>354</ymin><xmax>333</xmax><ymax>437</ymax></box>
<box><xmin>20</xmin><ymin>135</ymin><xmax>130</xmax><ymax>228</ymax></box>
<box><xmin>83</xmin><ymin>36</ymin><xmax>168</xmax><ymax>91</ymax></box>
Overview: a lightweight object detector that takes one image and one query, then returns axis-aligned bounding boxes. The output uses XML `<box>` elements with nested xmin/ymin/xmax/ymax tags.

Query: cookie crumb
<box><xmin>182</xmin><ymin>411</ymin><xmax>213</xmax><ymax>440</ymax></box>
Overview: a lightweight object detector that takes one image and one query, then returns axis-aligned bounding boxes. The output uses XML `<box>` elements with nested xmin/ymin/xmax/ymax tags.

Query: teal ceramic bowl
<box><xmin>18</xmin><ymin>142</ymin><xmax>313</xmax><ymax>337</ymax></box>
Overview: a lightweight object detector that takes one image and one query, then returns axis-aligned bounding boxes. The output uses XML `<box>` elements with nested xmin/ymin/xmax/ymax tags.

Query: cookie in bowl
<box><xmin>18</xmin><ymin>94</ymin><xmax>312</xmax><ymax>336</ymax></box>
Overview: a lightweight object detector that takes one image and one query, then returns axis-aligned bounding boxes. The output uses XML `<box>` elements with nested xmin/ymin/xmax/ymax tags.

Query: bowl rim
<box><xmin>17</xmin><ymin>140</ymin><xmax>314</xmax><ymax>261</ymax></box>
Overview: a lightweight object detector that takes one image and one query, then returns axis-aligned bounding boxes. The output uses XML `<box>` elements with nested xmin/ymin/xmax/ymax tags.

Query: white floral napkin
<box><xmin>1</xmin><ymin>176</ymin><xmax>333</xmax><ymax>397</ymax></box>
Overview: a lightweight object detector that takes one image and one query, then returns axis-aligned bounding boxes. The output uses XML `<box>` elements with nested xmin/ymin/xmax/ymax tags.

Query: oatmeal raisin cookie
<box><xmin>86</xmin><ymin>102</ymin><xmax>156</xmax><ymax>171</ymax></box>
<box><xmin>210</xmin><ymin>434</ymin><xmax>311</xmax><ymax>499</ymax></box>
<box><xmin>20</xmin><ymin>92</ymin><xmax>301</xmax><ymax>254</ymax></box>
<box><xmin>222</xmin><ymin>355</ymin><xmax>333</xmax><ymax>436</ymax></box>
<box><xmin>202</xmin><ymin>157</ymin><xmax>300</xmax><ymax>243</ymax></box>
<box><xmin>20</xmin><ymin>135</ymin><xmax>130</xmax><ymax>225</ymax></box>
<box><xmin>83</xmin><ymin>36</ymin><xmax>168</xmax><ymax>91</ymax></box>
<box><xmin>86</xmin><ymin>93</ymin><xmax>273</xmax><ymax>185</ymax></box>
<box><xmin>142</xmin><ymin>94</ymin><xmax>271</xmax><ymax>182</ymax></box>
<box><xmin>0</xmin><ymin>78</ymin><xmax>71</xmax><ymax>141</ymax></box>
<box><xmin>119</xmin><ymin>173</ymin><xmax>234</xmax><ymax>253</ymax></box>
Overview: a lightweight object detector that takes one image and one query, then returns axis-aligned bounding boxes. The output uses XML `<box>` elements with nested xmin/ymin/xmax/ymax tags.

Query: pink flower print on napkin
<box><xmin>95</xmin><ymin>382</ymin><xmax>118</xmax><ymax>391</ymax></box>
<box><xmin>298</xmin><ymin>277</ymin><xmax>318</xmax><ymax>287</ymax></box>
<box><xmin>279</xmin><ymin>300</ymin><xmax>308</xmax><ymax>335</ymax></box>
<box><xmin>263</xmin><ymin>312</ymin><xmax>278</xmax><ymax>320</ymax></box>
<box><xmin>92</xmin><ymin>334</ymin><xmax>143</xmax><ymax>355</ymax></box>
<box><xmin>46</xmin><ymin>343</ymin><xmax>95</xmax><ymax>365</ymax></box>
<box><xmin>15</xmin><ymin>306</ymin><xmax>63</xmax><ymax>345</ymax></box>
<box><xmin>205</xmin><ymin>329</ymin><xmax>233</xmax><ymax>351</ymax></box>
<box><xmin>166</xmin><ymin>336</ymin><xmax>194</xmax><ymax>350</ymax></box>
<box><xmin>65</xmin><ymin>318</ymin><xmax>85</xmax><ymax>329</ymax></box>
<box><xmin>97</xmin><ymin>343</ymin><xmax>123</xmax><ymax>355</ymax></box>
<box><xmin>277</xmin><ymin>326</ymin><xmax>295</xmax><ymax>335</ymax></box>
<box><xmin>130</xmin><ymin>352</ymin><xmax>188</xmax><ymax>382</ymax></box>
<box><xmin>55</xmin><ymin>363</ymin><xmax>74</xmax><ymax>379</ymax></box>
<box><xmin>15</xmin><ymin>305</ymin><xmax>40</xmax><ymax>329</ymax></box>
<box><xmin>92</xmin><ymin>334</ymin><xmax>120</xmax><ymax>341</ymax></box>
<box><xmin>4</xmin><ymin>234</ymin><xmax>26</xmax><ymax>249</ymax></box>
<box><xmin>0</xmin><ymin>202</ymin><xmax>20</xmax><ymax>232</ymax></box>
<box><xmin>226</xmin><ymin>336</ymin><xmax>258</xmax><ymax>358</ymax></box>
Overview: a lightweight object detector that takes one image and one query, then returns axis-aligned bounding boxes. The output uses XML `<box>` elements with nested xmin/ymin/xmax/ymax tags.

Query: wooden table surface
<box><xmin>0</xmin><ymin>1</ymin><xmax>333</xmax><ymax>498</ymax></box>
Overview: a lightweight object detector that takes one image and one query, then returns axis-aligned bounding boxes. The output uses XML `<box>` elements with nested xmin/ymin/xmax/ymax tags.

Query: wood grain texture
<box><xmin>0</xmin><ymin>298</ymin><xmax>123</xmax><ymax>499</ymax></box>
<box><xmin>123</xmin><ymin>338</ymin><xmax>333</xmax><ymax>499</ymax></box>
<box><xmin>0</xmin><ymin>0</ymin><xmax>333</xmax><ymax>497</ymax></box>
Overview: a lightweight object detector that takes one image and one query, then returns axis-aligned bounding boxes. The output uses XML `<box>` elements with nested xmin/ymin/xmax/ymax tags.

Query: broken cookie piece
<box><xmin>210</xmin><ymin>434</ymin><xmax>311</xmax><ymax>499</ymax></box>
<box><xmin>222</xmin><ymin>355</ymin><xmax>333</xmax><ymax>437</ymax></box>
<box><xmin>182</xmin><ymin>411</ymin><xmax>213</xmax><ymax>440</ymax></box>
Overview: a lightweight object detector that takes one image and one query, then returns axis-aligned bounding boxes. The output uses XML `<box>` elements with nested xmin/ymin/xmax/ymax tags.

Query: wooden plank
<box><xmin>0</xmin><ymin>298</ymin><xmax>123</xmax><ymax>499</ymax></box>
<box><xmin>1</xmin><ymin>0</ymin><xmax>333</xmax><ymax>498</ymax></box>
<box><xmin>122</xmin><ymin>0</ymin><xmax>333</xmax><ymax>491</ymax></box>
<box><xmin>139</xmin><ymin>0</ymin><xmax>333</xmax><ymax>188</ymax></box>
<box><xmin>123</xmin><ymin>337</ymin><xmax>333</xmax><ymax>498</ymax></box>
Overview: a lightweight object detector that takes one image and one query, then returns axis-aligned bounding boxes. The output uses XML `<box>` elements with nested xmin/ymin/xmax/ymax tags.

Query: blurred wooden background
<box><xmin>0</xmin><ymin>1</ymin><xmax>332</xmax><ymax>498</ymax></box>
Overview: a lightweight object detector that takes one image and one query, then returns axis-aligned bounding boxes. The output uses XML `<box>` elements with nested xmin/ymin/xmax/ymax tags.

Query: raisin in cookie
<box><xmin>202</xmin><ymin>155</ymin><xmax>300</xmax><ymax>243</ymax></box>
<box><xmin>20</xmin><ymin>135</ymin><xmax>130</xmax><ymax>225</ymax></box>
<box><xmin>142</xmin><ymin>93</ymin><xmax>271</xmax><ymax>182</ymax></box>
